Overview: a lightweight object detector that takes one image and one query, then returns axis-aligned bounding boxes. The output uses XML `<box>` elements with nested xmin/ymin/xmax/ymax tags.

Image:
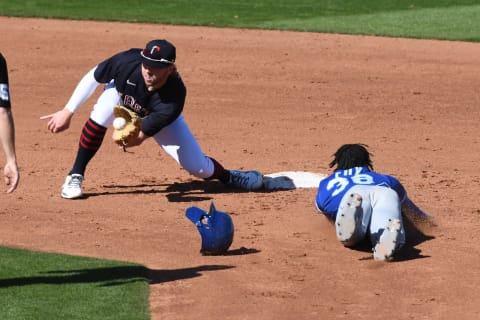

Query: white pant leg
<box><xmin>367</xmin><ymin>186</ymin><xmax>405</xmax><ymax>247</ymax></box>
<box><xmin>348</xmin><ymin>185</ymin><xmax>405</xmax><ymax>247</ymax></box>
<box><xmin>337</xmin><ymin>186</ymin><xmax>371</xmax><ymax>243</ymax></box>
<box><xmin>89</xmin><ymin>83</ymin><xmax>121</xmax><ymax>127</ymax></box>
<box><xmin>153</xmin><ymin>115</ymin><xmax>214</xmax><ymax>179</ymax></box>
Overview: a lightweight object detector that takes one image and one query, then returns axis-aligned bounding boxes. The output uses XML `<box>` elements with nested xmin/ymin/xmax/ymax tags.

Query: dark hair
<box><xmin>329</xmin><ymin>144</ymin><xmax>373</xmax><ymax>170</ymax></box>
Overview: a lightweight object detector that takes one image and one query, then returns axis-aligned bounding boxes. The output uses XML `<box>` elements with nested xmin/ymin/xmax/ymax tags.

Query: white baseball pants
<box><xmin>89</xmin><ymin>84</ymin><xmax>215</xmax><ymax>179</ymax></box>
<box><xmin>338</xmin><ymin>185</ymin><xmax>406</xmax><ymax>247</ymax></box>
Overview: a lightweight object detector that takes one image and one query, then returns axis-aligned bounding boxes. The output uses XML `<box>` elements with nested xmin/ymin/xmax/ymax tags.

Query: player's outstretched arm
<box><xmin>41</xmin><ymin>67</ymin><xmax>100</xmax><ymax>133</ymax></box>
<box><xmin>0</xmin><ymin>108</ymin><xmax>19</xmax><ymax>192</ymax></box>
<box><xmin>40</xmin><ymin>108</ymin><xmax>74</xmax><ymax>133</ymax></box>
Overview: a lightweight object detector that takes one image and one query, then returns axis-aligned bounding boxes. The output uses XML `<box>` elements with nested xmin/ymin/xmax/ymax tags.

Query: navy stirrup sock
<box><xmin>69</xmin><ymin>118</ymin><xmax>107</xmax><ymax>176</ymax></box>
<box><xmin>206</xmin><ymin>157</ymin><xmax>230</xmax><ymax>183</ymax></box>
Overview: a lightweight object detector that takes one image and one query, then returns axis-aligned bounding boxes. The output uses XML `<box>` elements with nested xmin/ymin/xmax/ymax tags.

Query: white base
<box><xmin>263</xmin><ymin>171</ymin><xmax>326</xmax><ymax>190</ymax></box>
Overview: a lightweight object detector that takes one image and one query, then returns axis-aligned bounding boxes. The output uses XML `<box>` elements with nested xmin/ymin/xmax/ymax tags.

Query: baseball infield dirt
<box><xmin>1</xmin><ymin>16</ymin><xmax>479</xmax><ymax>320</ymax></box>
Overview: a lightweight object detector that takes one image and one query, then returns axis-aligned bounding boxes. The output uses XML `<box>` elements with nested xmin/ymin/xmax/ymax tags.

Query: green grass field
<box><xmin>0</xmin><ymin>247</ymin><xmax>150</xmax><ymax>320</ymax></box>
<box><xmin>1</xmin><ymin>1</ymin><xmax>477</xmax><ymax>319</ymax></box>
<box><xmin>0</xmin><ymin>0</ymin><xmax>479</xmax><ymax>41</ymax></box>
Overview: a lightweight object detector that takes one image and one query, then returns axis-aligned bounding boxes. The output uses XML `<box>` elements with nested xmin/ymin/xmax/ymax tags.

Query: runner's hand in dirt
<box><xmin>40</xmin><ymin>108</ymin><xmax>74</xmax><ymax>133</ymax></box>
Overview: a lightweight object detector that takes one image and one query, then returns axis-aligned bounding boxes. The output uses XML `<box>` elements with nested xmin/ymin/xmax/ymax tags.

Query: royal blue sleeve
<box><xmin>388</xmin><ymin>176</ymin><xmax>407</xmax><ymax>203</ymax></box>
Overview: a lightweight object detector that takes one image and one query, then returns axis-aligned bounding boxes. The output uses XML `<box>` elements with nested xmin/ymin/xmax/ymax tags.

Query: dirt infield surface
<box><xmin>1</xmin><ymin>17</ymin><xmax>479</xmax><ymax>320</ymax></box>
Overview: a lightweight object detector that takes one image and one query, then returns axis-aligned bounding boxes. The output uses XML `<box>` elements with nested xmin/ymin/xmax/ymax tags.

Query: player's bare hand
<box><xmin>40</xmin><ymin>108</ymin><xmax>74</xmax><ymax>133</ymax></box>
<box><xmin>4</xmin><ymin>161</ymin><xmax>19</xmax><ymax>193</ymax></box>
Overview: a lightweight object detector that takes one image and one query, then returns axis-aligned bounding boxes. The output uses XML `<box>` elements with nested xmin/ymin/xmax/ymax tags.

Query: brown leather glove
<box><xmin>112</xmin><ymin>105</ymin><xmax>142</xmax><ymax>147</ymax></box>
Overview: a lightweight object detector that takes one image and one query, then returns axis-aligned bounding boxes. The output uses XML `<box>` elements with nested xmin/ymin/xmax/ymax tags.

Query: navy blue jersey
<box><xmin>0</xmin><ymin>52</ymin><xmax>11</xmax><ymax>109</ymax></box>
<box><xmin>93</xmin><ymin>48</ymin><xmax>186</xmax><ymax>136</ymax></box>
<box><xmin>316</xmin><ymin>166</ymin><xmax>407</xmax><ymax>218</ymax></box>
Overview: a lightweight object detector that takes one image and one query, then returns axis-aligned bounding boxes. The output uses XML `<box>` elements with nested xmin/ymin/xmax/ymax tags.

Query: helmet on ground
<box><xmin>185</xmin><ymin>202</ymin><xmax>234</xmax><ymax>255</ymax></box>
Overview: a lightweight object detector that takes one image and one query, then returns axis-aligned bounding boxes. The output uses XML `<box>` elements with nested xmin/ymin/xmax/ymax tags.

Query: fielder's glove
<box><xmin>112</xmin><ymin>105</ymin><xmax>142</xmax><ymax>147</ymax></box>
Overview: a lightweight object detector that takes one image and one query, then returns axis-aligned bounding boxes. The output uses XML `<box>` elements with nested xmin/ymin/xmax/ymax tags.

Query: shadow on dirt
<box><xmin>0</xmin><ymin>265</ymin><xmax>236</xmax><ymax>288</ymax></box>
<box><xmin>146</xmin><ymin>246</ymin><xmax>261</xmax><ymax>282</ymax></box>
<box><xmin>222</xmin><ymin>247</ymin><xmax>261</xmax><ymax>256</ymax></box>
<box><xmin>85</xmin><ymin>180</ymin><xmax>285</xmax><ymax>202</ymax></box>
<box><xmin>346</xmin><ymin>212</ymin><xmax>436</xmax><ymax>262</ymax></box>
<box><xmin>147</xmin><ymin>265</ymin><xmax>235</xmax><ymax>284</ymax></box>
<box><xmin>395</xmin><ymin>213</ymin><xmax>436</xmax><ymax>261</ymax></box>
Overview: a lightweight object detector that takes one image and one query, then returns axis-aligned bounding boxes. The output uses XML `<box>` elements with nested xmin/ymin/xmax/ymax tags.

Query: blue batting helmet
<box><xmin>185</xmin><ymin>202</ymin><xmax>234</xmax><ymax>255</ymax></box>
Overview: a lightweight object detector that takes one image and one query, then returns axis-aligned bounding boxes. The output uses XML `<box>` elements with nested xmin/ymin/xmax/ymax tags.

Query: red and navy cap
<box><xmin>140</xmin><ymin>39</ymin><xmax>176</xmax><ymax>68</ymax></box>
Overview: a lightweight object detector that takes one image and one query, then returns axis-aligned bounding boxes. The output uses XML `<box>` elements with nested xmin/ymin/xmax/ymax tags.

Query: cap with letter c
<box><xmin>140</xmin><ymin>39</ymin><xmax>176</xmax><ymax>68</ymax></box>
